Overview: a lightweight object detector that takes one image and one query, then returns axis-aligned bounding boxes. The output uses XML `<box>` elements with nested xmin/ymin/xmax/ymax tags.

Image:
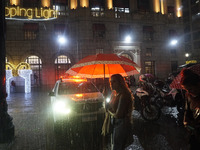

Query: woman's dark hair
<box><xmin>110</xmin><ymin>74</ymin><xmax>134</xmax><ymax>98</ymax></box>
<box><xmin>111</xmin><ymin>74</ymin><xmax>128</xmax><ymax>87</ymax></box>
<box><xmin>180</xmin><ymin>68</ymin><xmax>200</xmax><ymax>86</ymax></box>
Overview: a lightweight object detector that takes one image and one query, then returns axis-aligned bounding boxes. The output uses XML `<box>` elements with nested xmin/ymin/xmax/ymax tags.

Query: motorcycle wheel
<box><xmin>154</xmin><ymin>96</ymin><xmax>164</xmax><ymax>109</ymax></box>
<box><xmin>141</xmin><ymin>104</ymin><xmax>161</xmax><ymax>121</ymax></box>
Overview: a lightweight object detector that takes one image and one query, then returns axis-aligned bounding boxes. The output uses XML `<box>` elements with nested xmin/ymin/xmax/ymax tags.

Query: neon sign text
<box><xmin>5</xmin><ymin>6</ymin><xmax>58</xmax><ymax>19</ymax></box>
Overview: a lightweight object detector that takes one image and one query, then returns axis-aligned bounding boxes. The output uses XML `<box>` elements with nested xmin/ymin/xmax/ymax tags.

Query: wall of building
<box><xmin>5</xmin><ymin>0</ymin><xmax>185</xmax><ymax>88</ymax></box>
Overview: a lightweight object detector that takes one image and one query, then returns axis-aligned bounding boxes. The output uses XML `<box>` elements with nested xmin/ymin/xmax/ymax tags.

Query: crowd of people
<box><xmin>102</xmin><ymin>64</ymin><xmax>200</xmax><ymax>150</ymax></box>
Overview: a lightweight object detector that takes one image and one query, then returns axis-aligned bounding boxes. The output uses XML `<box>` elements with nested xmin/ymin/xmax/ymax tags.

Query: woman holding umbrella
<box><xmin>180</xmin><ymin>68</ymin><xmax>200</xmax><ymax>150</ymax></box>
<box><xmin>106</xmin><ymin>74</ymin><xmax>134</xmax><ymax>150</ymax></box>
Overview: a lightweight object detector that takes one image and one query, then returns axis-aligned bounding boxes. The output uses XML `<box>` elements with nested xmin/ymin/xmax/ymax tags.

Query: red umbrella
<box><xmin>66</xmin><ymin>53</ymin><xmax>141</xmax><ymax>78</ymax></box>
<box><xmin>170</xmin><ymin>63</ymin><xmax>200</xmax><ymax>89</ymax></box>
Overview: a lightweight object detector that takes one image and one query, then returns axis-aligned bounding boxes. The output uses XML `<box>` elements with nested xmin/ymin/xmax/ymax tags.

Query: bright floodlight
<box><xmin>185</xmin><ymin>53</ymin><xmax>189</xmax><ymax>57</ymax></box>
<box><xmin>58</xmin><ymin>36</ymin><xmax>66</xmax><ymax>45</ymax></box>
<box><xmin>170</xmin><ymin>39</ymin><xmax>178</xmax><ymax>46</ymax></box>
<box><xmin>125</xmin><ymin>35</ymin><xmax>132</xmax><ymax>43</ymax></box>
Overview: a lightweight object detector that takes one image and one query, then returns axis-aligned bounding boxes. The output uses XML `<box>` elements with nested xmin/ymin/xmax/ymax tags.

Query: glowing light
<box><xmin>125</xmin><ymin>35</ymin><xmax>132</xmax><ymax>43</ymax></box>
<box><xmin>6</xmin><ymin>17</ymin><xmax>57</xmax><ymax>21</ymax></box>
<box><xmin>185</xmin><ymin>53</ymin><xmax>189</xmax><ymax>57</ymax></box>
<box><xmin>71</xmin><ymin>76</ymin><xmax>82</xmax><ymax>79</ymax></box>
<box><xmin>6</xmin><ymin>62</ymin><xmax>32</xmax><ymax>94</ymax></box>
<box><xmin>70</xmin><ymin>0</ymin><xmax>78</xmax><ymax>9</ymax></box>
<box><xmin>6</xmin><ymin>70</ymin><xmax>13</xmax><ymax>95</ymax></box>
<box><xmin>58</xmin><ymin>36</ymin><xmax>67</xmax><ymax>45</ymax></box>
<box><xmin>153</xmin><ymin>0</ymin><xmax>160</xmax><ymax>13</ymax></box>
<box><xmin>160</xmin><ymin>0</ymin><xmax>165</xmax><ymax>14</ymax></box>
<box><xmin>186</xmin><ymin>60</ymin><xmax>197</xmax><ymax>64</ymax></box>
<box><xmin>53</xmin><ymin>101</ymin><xmax>71</xmax><ymax>114</ymax></box>
<box><xmin>76</xmin><ymin>94</ymin><xmax>83</xmax><ymax>98</ymax></box>
<box><xmin>5</xmin><ymin>6</ymin><xmax>58</xmax><ymax>19</ymax></box>
<box><xmin>10</xmin><ymin>0</ymin><xmax>20</xmax><ymax>6</ymax></box>
<box><xmin>64</xmin><ymin>78</ymin><xmax>87</xmax><ymax>82</ymax></box>
<box><xmin>107</xmin><ymin>0</ymin><xmax>113</xmax><ymax>9</ymax></box>
<box><xmin>170</xmin><ymin>39</ymin><xmax>178</xmax><ymax>46</ymax></box>
<box><xmin>91</xmin><ymin>7</ymin><xmax>100</xmax><ymax>11</ymax></box>
<box><xmin>6</xmin><ymin>62</ymin><xmax>31</xmax><ymax>76</ymax></box>
<box><xmin>176</xmin><ymin>0</ymin><xmax>182</xmax><ymax>17</ymax></box>
<box><xmin>18</xmin><ymin>70</ymin><xmax>32</xmax><ymax>93</ymax></box>
<box><xmin>106</xmin><ymin>97</ymin><xmax>111</xmax><ymax>103</ymax></box>
<box><xmin>61</xmin><ymin>76</ymin><xmax>87</xmax><ymax>82</ymax></box>
<box><xmin>80</xmin><ymin>0</ymin><xmax>89</xmax><ymax>8</ymax></box>
<box><xmin>41</xmin><ymin>0</ymin><xmax>50</xmax><ymax>7</ymax></box>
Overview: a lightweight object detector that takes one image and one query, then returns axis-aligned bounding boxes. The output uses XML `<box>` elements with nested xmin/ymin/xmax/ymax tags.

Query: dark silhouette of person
<box><xmin>11</xmin><ymin>80</ymin><xmax>16</xmax><ymax>92</ymax></box>
<box><xmin>107</xmin><ymin>74</ymin><xmax>134</xmax><ymax>150</ymax></box>
<box><xmin>180</xmin><ymin>68</ymin><xmax>200</xmax><ymax>150</ymax></box>
<box><xmin>34</xmin><ymin>73</ymin><xmax>38</xmax><ymax>84</ymax></box>
<box><xmin>130</xmin><ymin>75</ymin><xmax>136</xmax><ymax>87</ymax></box>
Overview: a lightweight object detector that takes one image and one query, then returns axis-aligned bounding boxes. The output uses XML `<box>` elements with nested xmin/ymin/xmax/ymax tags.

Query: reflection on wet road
<box><xmin>5</xmin><ymin>88</ymin><xmax>189</xmax><ymax>150</ymax></box>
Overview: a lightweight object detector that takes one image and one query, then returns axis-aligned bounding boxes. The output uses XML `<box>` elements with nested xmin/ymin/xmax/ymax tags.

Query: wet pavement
<box><xmin>1</xmin><ymin>87</ymin><xmax>189</xmax><ymax>150</ymax></box>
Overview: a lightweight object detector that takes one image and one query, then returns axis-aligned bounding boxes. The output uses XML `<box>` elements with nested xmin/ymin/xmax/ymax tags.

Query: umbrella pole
<box><xmin>103</xmin><ymin>64</ymin><xmax>105</xmax><ymax>88</ymax></box>
<box><xmin>103</xmin><ymin>64</ymin><xmax>107</xmax><ymax>97</ymax></box>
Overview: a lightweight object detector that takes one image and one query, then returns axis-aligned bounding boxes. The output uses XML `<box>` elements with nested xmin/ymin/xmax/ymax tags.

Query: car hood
<box><xmin>57</xmin><ymin>92</ymin><xmax>104</xmax><ymax>102</ymax></box>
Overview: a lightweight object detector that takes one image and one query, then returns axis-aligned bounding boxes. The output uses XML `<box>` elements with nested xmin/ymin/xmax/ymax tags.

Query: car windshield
<box><xmin>58</xmin><ymin>82</ymin><xmax>99</xmax><ymax>95</ymax></box>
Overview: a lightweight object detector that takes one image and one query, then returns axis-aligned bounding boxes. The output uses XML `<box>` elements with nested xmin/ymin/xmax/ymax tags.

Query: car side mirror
<box><xmin>48</xmin><ymin>91</ymin><xmax>55</xmax><ymax>96</ymax></box>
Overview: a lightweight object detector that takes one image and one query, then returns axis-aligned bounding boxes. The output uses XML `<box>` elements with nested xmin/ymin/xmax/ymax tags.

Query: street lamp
<box><xmin>185</xmin><ymin>53</ymin><xmax>191</xmax><ymax>62</ymax></box>
<box><xmin>170</xmin><ymin>39</ymin><xmax>178</xmax><ymax>46</ymax></box>
<box><xmin>57</xmin><ymin>36</ymin><xmax>67</xmax><ymax>45</ymax></box>
<box><xmin>185</xmin><ymin>53</ymin><xmax>190</xmax><ymax>58</ymax></box>
<box><xmin>124</xmin><ymin>35</ymin><xmax>132</xmax><ymax>43</ymax></box>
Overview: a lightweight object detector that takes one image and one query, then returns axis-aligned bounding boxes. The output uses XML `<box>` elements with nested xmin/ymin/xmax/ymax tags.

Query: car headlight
<box><xmin>52</xmin><ymin>100</ymin><xmax>71</xmax><ymax>114</ymax></box>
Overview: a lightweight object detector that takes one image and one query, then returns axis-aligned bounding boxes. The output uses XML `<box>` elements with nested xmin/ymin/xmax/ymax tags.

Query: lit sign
<box><xmin>5</xmin><ymin>6</ymin><xmax>58</xmax><ymax>19</ymax></box>
<box><xmin>186</xmin><ymin>60</ymin><xmax>197</xmax><ymax>64</ymax></box>
<box><xmin>6</xmin><ymin>62</ymin><xmax>31</xmax><ymax>76</ymax></box>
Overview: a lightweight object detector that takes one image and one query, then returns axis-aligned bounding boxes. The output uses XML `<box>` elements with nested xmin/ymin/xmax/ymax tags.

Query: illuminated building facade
<box><xmin>5</xmin><ymin>0</ymin><xmax>186</xmax><ymax>88</ymax></box>
<box><xmin>182</xmin><ymin>0</ymin><xmax>200</xmax><ymax>63</ymax></box>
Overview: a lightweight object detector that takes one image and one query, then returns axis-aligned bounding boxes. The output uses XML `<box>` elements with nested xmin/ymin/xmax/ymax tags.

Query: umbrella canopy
<box><xmin>66</xmin><ymin>53</ymin><xmax>141</xmax><ymax>78</ymax></box>
<box><xmin>170</xmin><ymin>63</ymin><xmax>200</xmax><ymax>89</ymax></box>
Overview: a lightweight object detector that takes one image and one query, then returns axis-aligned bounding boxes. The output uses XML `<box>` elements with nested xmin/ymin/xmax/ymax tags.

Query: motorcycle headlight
<box><xmin>52</xmin><ymin>100</ymin><xmax>71</xmax><ymax>114</ymax></box>
<box><xmin>106</xmin><ymin>97</ymin><xmax>111</xmax><ymax>103</ymax></box>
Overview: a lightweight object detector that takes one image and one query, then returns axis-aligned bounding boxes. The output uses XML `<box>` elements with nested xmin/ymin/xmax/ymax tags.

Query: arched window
<box><xmin>121</xmin><ymin>53</ymin><xmax>133</xmax><ymax>61</ymax></box>
<box><xmin>25</xmin><ymin>55</ymin><xmax>42</xmax><ymax>86</ymax></box>
<box><xmin>55</xmin><ymin>55</ymin><xmax>71</xmax><ymax>80</ymax></box>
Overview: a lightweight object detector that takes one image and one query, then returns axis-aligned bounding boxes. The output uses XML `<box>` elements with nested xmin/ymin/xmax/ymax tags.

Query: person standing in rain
<box><xmin>34</xmin><ymin>73</ymin><xmax>38</xmax><ymax>85</ymax></box>
<box><xmin>106</xmin><ymin>74</ymin><xmax>134</xmax><ymax>150</ymax></box>
<box><xmin>11</xmin><ymin>80</ymin><xmax>16</xmax><ymax>92</ymax></box>
<box><xmin>130</xmin><ymin>75</ymin><xmax>136</xmax><ymax>87</ymax></box>
<box><xmin>180</xmin><ymin>68</ymin><xmax>200</xmax><ymax>150</ymax></box>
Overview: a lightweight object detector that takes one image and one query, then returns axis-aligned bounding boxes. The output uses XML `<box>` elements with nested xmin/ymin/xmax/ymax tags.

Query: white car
<box><xmin>49</xmin><ymin>78</ymin><xmax>105</xmax><ymax>128</ymax></box>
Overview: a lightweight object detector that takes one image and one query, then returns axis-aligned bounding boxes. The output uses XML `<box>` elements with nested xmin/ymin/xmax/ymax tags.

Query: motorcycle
<box><xmin>153</xmin><ymin>79</ymin><xmax>185</xmax><ymax>126</ymax></box>
<box><xmin>134</xmin><ymin>88</ymin><xmax>161</xmax><ymax>121</ymax></box>
<box><xmin>153</xmin><ymin>80</ymin><xmax>185</xmax><ymax>110</ymax></box>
